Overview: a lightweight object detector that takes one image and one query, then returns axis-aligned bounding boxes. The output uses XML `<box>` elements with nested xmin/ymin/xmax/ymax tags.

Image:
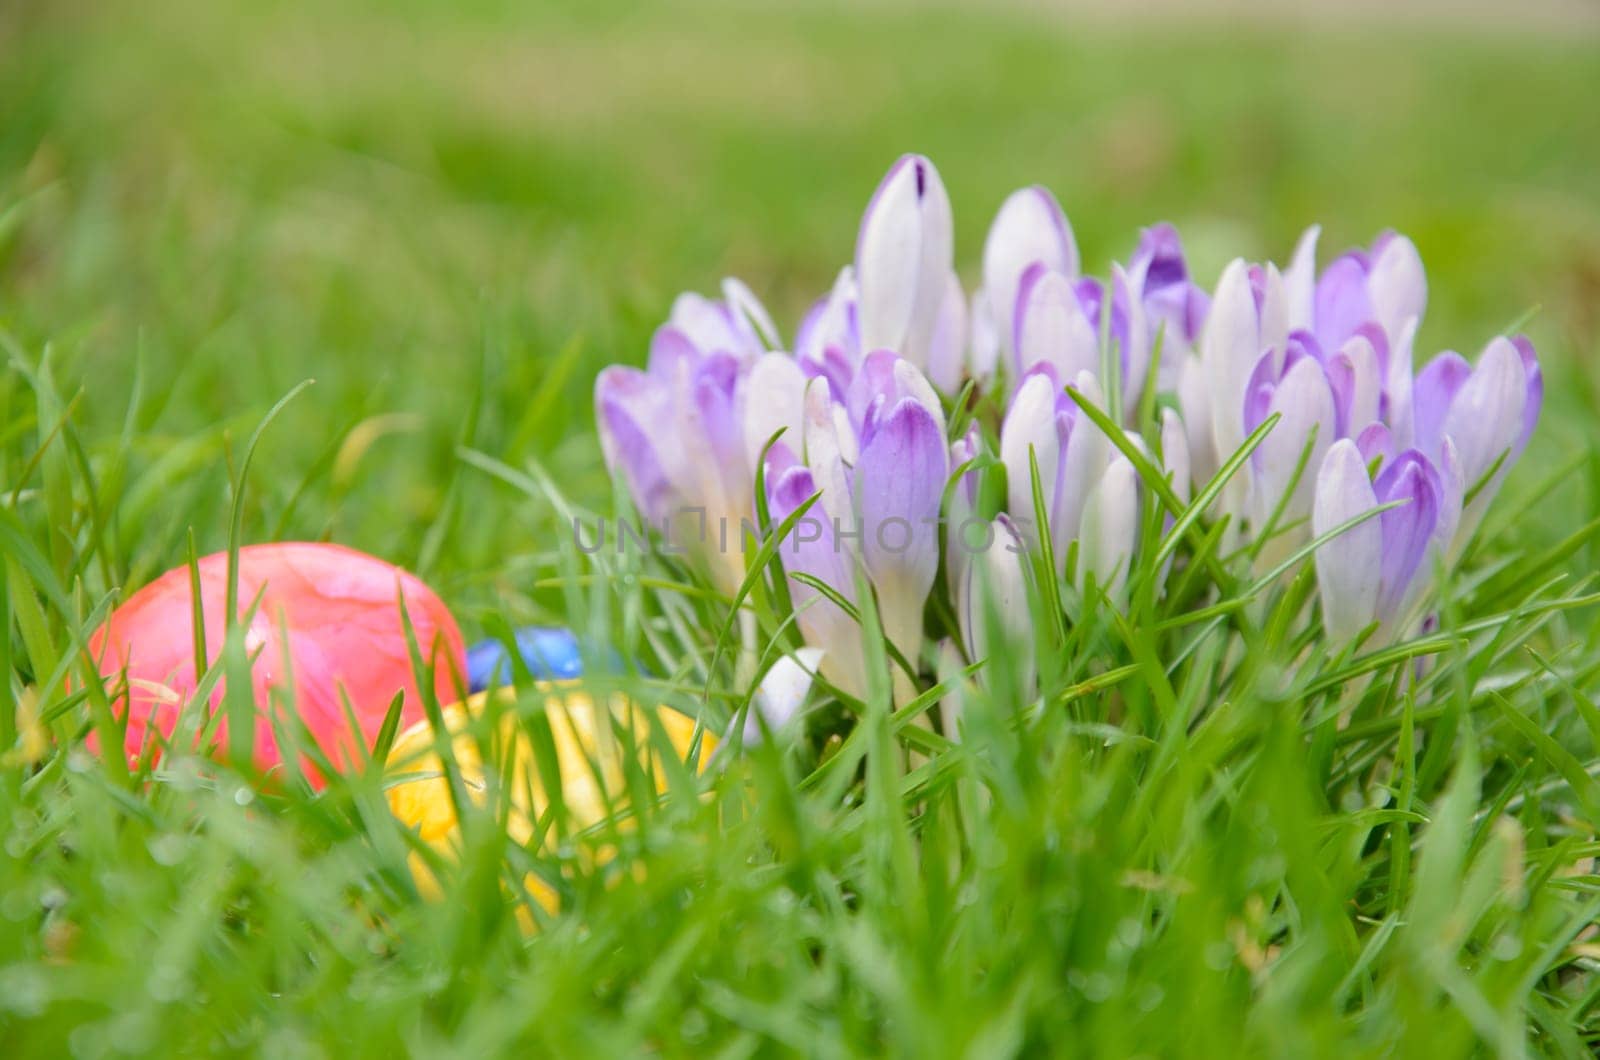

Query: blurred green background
<box><xmin>3</xmin><ymin>0</ymin><xmax>1598</xmax><ymax>627</ymax></box>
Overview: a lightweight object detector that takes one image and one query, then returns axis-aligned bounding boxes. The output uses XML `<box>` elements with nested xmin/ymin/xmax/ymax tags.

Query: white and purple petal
<box><xmin>856</xmin><ymin>398</ymin><xmax>948</xmax><ymax>660</ymax></box>
<box><xmin>1013</xmin><ymin>264</ymin><xmax>1099</xmax><ymax>383</ymax></box>
<box><xmin>1312</xmin><ymin>439</ymin><xmax>1382</xmax><ymax>643</ymax></box>
<box><xmin>855</xmin><ymin>154</ymin><xmax>954</xmax><ymax>369</ymax></box>
<box><xmin>983</xmin><ymin>186</ymin><xmax>1079</xmax><ymax>362</ymax></box>
<box><xmin>1373</xmin><ymin>451</ymin><xmax>1443</xmax><ymax>623</ymax></box>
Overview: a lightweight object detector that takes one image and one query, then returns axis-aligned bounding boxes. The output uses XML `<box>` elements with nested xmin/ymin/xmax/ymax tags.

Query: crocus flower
<box><xmin>852</xmin><ymin>356</ymin><xmax>949</xmax><ymax>673</ymax></box>
<box><xmin>1077</xmin><ymin>455</ymin><xmax>1142</xmax><ymax>604</ymax></box>
<box><xmin>795</xmin><ymin>264</ymin><xmax>975</xmax><ymax>400</ymax></box>
<box><xmin>1198</xmin><ymin>258</ymin><xmax>1290</xmax><ymax>500</ymax></box>
<box><xmin>999</xmin><ymin>365</ymin><xmax>1110</xmax><ymax>573</ymax></box>
<box><xmin>1011</xmin><ymin>263</ymin><xmax>1100</xmax><ymax>385</ymax></box>
<box><xmin>596</xmin><ymin>284</ymin><xmax>778</xmax><ymax>594</ymax></box>
<box><xmin>957</xmin><ymin>515</ymin><xmax>1033</xmax><ymax>695</ymax></box>
<box><xmin>1159</xmin><ymin>407</ymin><xmax>1193</xmax><ymax>506</ymax></box>
<box><xmin>967</xmin><ymin>283</ymin><xmax>1003</xmax><ymax>383</ymax></box>
<box><xmin>1242</xmin><ymin>333</ymin><xmax>1338</xmax><ymax>541</ymax></box>
<box><xmin>668</xmin><ymin>277</ymin><xmax>781</xmax><ymax>358</ymax></box>
<box><xmin>764</xmin><ymin>443</ymin><xmax>869</xmax><ymax>697</ymax></box>
<box><xmin>855</xmin><ymin>154</ymin><xmax>957</xmax><ymax>380</ymax></box>
<box><xmin>981</xmin><ymin>186</ymin><xmax>1080</xmax><ymax>381</ymax></box>
<box><xmin>1284</xmin><ymin>228</ymin><xmax>1426</xmax><ymax>442</ymax></box>
<box><xmin>1410</xmin><ymin>335</ymin><xmax>1542</xmax><ymax>549</ymax></box>
<box><xmin>924</xmin><ymin>272</ymin><xmax>971</xmax><ymax>394</ymax></box>
<box><xmin>795</xmin><ymin>266</ymin><xmax>862</xmax><ymax>384</ymax></box>
<box><xmin>742</xmin><ymin>351</ymin><xmax>809</xmax><ymax>476</ymax></box>
<box><xmin>1176</xmin><ymin>352</ymin><xmax>1218</xmax><ymax>490</ymax></box>
<box><xmin>764</xmin><ymin>352</ymin><xmax>949</xmax><ymax>699</ymax></box>
<box><xmin>1284</xmin><ymin>227</ymin><xmax>1427</xmax><ymax>357</ymax></box>
<box><xmin>1127</xmin><ymin>223</ymin><xmax>1211</xmax><ymax>394</ymax></box>
<box><xmin>589</xmin><ymin>152</ymin><xmax>1547</xmax><ymax>705</ymax></box>
<box><xmin>742</xmin><ymin>648</ymin><xmax>825</xmax><ymax>742</ymax></box>
<box><xmin>1312</xmin><ymin>439</ymin><xmax>1462</xmax><ymax>644</ymax></box>
<box><xmin>946</xmin><ymin>422</ymin><xmax>985</xmax><ymax>590</ymax></box>
<box><xmin>1006</xmin><ymin>261</ymin><xmax>1150</xmax><ymax>419</ymax></box>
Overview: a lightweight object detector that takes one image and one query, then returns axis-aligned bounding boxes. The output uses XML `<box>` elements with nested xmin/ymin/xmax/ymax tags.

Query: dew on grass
<box><xmin>147</xmin><ymin>833</ymin><xmax>190</xmax><ymax>866</ymax></box>
<box><xmin>1491</xmin><ymin>933</ymin><xmax>1522</xmax><ymax>961</ymax></box>
<box><xmin>147</xmin><ymin>963</ymin><xmax>188</xmax><ymax>1003</ymax></box>
<box><xmin>95</xmin><ymin>870</ymin><xmax>129</xmax><ymax>900</ymax></box>
<box><xmin>1070</xmin><ymin>968</ymin><xmax>1115</xmax><ymax>1003</ymax></box>
<box><xmin>680</xmin><ymin>1007</ymin><xmax>710</xmax><ymax>1043</ymax></box>
<box><xmin>0</xmin><ymin>964</ymin><xmax>48</xmax><ymax>1017</ymax></box>
<box><xmin>161</xmin><ymin>757</ymin><xmax>204</xmax><ymax>791</ymax></box>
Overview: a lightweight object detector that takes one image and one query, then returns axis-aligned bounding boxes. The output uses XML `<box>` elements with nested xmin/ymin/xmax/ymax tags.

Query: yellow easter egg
<box><xmin>384</xmin><ymin>682</ymin><xmax>715</xmax><ymax>918</ymax></box>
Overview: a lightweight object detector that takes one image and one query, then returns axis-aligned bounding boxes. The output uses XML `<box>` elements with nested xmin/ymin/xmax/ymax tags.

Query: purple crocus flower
<box><xmin>967</xmin><ymin>286</ymin><xmax>1001</xmax><ymax>390</ymax></box>
<box><xmin>855</xmin><ymin>154</ymin><xmax>959</xmax><ymax>384</ymax></box>
<box><xmin>764</xmin><ymin>442</ymin><xmax>869</xmax><ymax>697</ymax></box>
<box><xmin>924</xmin><ymin>272</ymin><xmax>970</xmax><ymax>394</ymax></box>
<box><xmin>946</xmin><ymin>422</ymin><xmax>985</xmax><ymax>589</ymax></box>
<box><xmin>1410</xmin><ymin>334</ymin><xmax>1542</xmax><ymax>550</ymax></box>
<box><xmin>1159</xmin><ymin>407</ymin><xmax>1192</xmax><ymax>506</ymax></box>
<box><xmin>1007</xmin><ymin>262</ymin><xmax>1150</xmax><ymax>420</ymax></box>
<box><xmin>957</xmin><ymin>514</ymin><xmax>1032</xmax><ymax>694</ymax></box>
<box><xmin>998</xmin><ymin>365</ymin><xmax>1110</xmax><ymax>574</ymax></box>
<box><xmin>1284</xmin><ymin>227</ymin><xmax>1425</xmax><ymax>440</ymax></box>
<box><xmin>982</xmin><ymin>186</ymin><xmax>1080</xmax><ymax>379</ymax></box>
<box><xmin>763</xmin><ymin>351</ymin><xmax>949</xmax><ymax>698</ymax></box>
<box><xmin>596</xmin><ymin>290</ymin><xmax>776</xmax><ymax>594</ymax></box>
<box><xmin>1312</xmin><ymin>438</ymin><xmax>1462</xmax><ymax>644</ymax></box>
<box><xmin>1011</xmin><ymin>263</ymin><xmax>1099</xmax><ymax>384</ymax></box>
<box><xmin>1242</xmin><ymin>333</ymin><xmax>1338</xmax><ymax>539</ymax></box>
<box><xmin>742</xmin><ymin>352</ymin><xmax>809</xmax><ymax>477</ymax></box>
<box><xmin>1077</xmin><ymin>454</ymin><xmax>1141</xmax><ymax>603</ymax></box>
<box><xmin>795</xmin><ymin>266</ymin><xmax>862</xmax><ymax>382</ymax></box>
<box><xmin>592</xmin><ymin>152</ymin><xmax>1547</xmax><ymax>687</ymax></box>
<box><xmin>1194</xmin><ymin>257</ymin><xmax>1290</xmax><ymax>517</ymax></box>
<box><xmin>1284</xmin><ymin>227</ymin><xmax>1427</xmax><ymax>356</ymax></box>
<box><xmin>1127</xmin><ymin>223</ymin><xmax>1211</xmax><ymax>394</ymax></box>
<box><xmin>667</xmin><ymin>277</ymin><xmax>780</xmax><ymax>358</ymax></box>
<box><xmin>1176</xmin><ymin>351</ymin><xmax>1217</xmax><ymax>491</ymax></box>
<box><xmin>741</xmin><ymin>647</ymin><xmax>825</xmax><ymax>743</ymax></box>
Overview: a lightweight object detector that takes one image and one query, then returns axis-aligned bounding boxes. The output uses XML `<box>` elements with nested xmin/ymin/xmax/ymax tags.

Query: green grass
<box><xmin>4</xmin><ymin>0</ymin><xmax>1600</xmax><ymax>1054</ymax></box>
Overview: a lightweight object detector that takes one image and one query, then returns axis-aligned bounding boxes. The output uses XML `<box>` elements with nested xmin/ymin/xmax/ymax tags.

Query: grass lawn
<box><xmin>3</xmin><ymin>0</ymin><xmax>1600</xmax><ymax>1054</ymax></box>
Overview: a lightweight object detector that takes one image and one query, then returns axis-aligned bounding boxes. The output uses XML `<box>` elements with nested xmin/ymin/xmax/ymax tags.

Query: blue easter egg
<box><xmin>465</xmin><ymin>627</ymin><xmax>591</xmax><ymax>692</ymax></box>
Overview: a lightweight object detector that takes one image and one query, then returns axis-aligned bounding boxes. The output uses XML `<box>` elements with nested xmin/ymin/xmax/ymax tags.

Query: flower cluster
<box><xmin>596</xmin><ymin>154</ymin><xmax>1542</xmax><ymax>707</ymax></box>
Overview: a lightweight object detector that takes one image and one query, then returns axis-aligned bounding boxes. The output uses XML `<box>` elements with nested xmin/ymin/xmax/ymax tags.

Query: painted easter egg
<box><xmin>464</xmin><ymin>626</ymin><xmax>637</xmax><ymax>692</ymax></box>
<box><xmin>465</xmin><ymin>626</ymin><xmax>585</xmax><ymax>691</ymax></box>
<box><xmin>88</xmin><ymin>542</ymin><xmax>464</xmax><ymax>781</ymax></box>
<box><xmin>385</xmin><ymin>683</ymin><xmax>715</xmax><ymax>918</ymax></box>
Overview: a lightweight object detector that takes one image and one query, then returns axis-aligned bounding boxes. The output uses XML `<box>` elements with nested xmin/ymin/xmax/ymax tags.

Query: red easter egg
<box><xmin>88</xmin><ymin>542</ymin><xmax>465</xmax><ymax>783</ymax></box>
